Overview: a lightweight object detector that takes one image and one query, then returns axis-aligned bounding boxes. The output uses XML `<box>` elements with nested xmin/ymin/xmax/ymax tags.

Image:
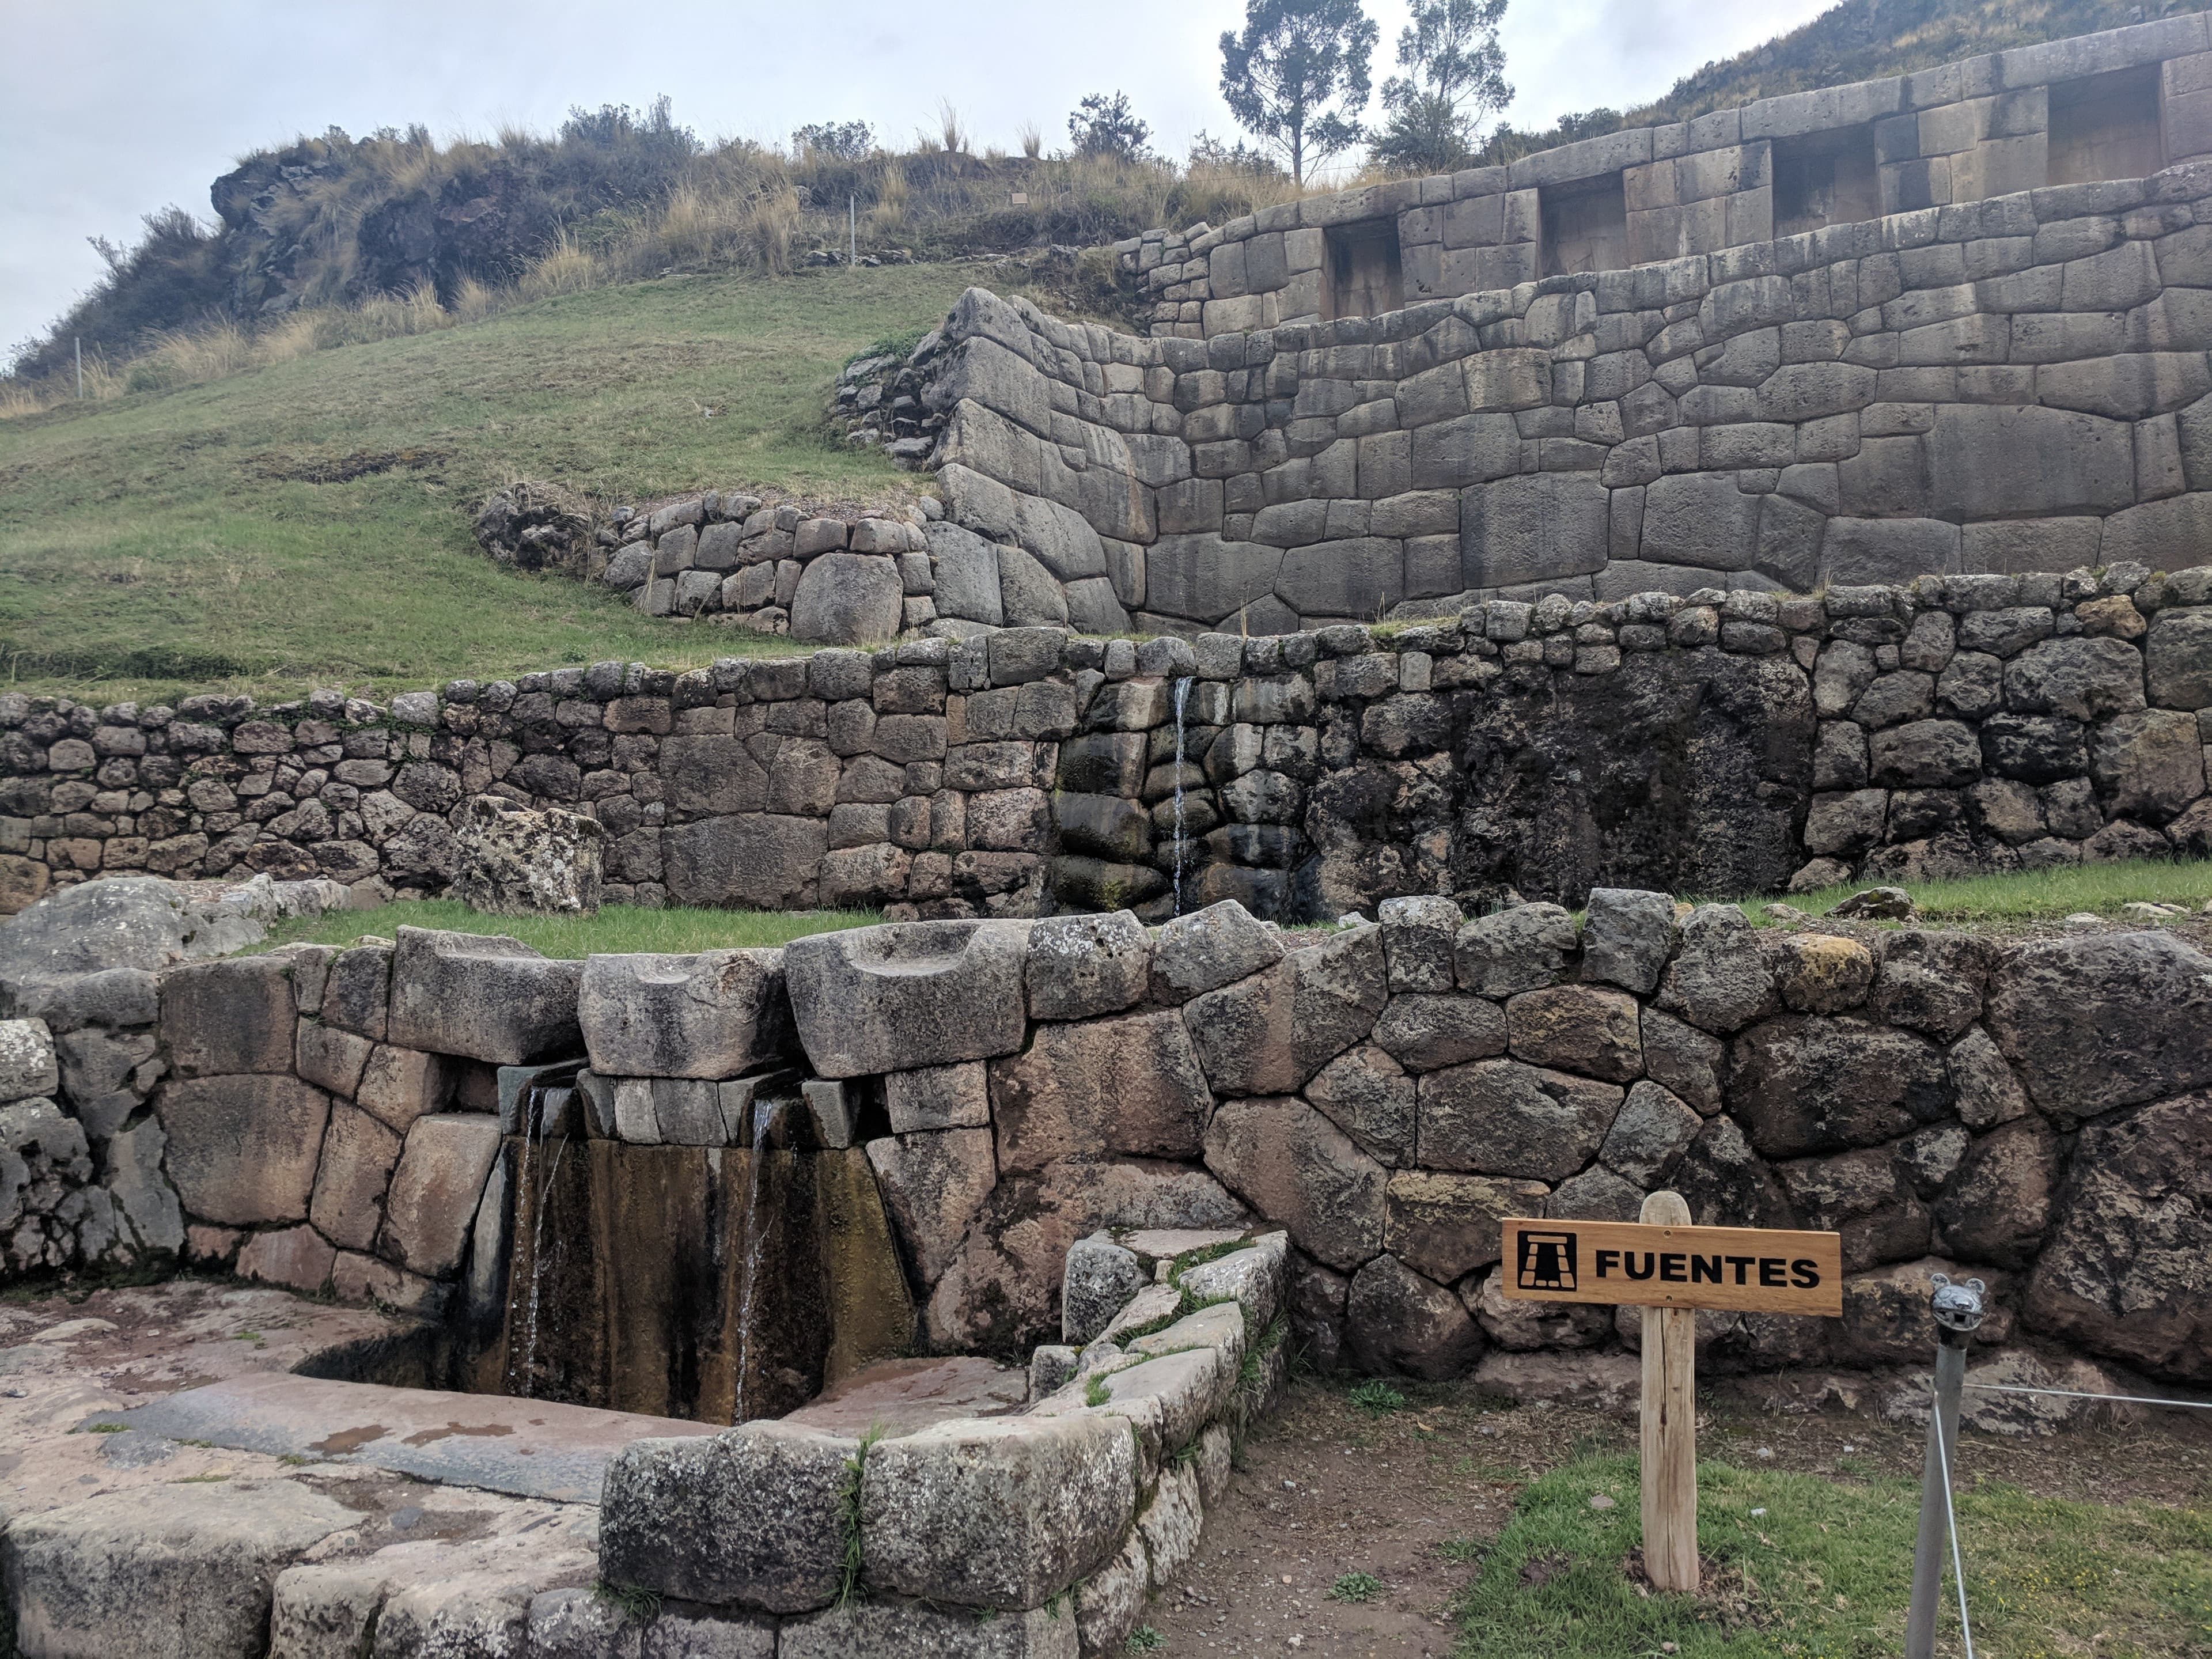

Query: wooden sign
<box><xmin>1498</xmin><ymin>1216</ymin><xmax>1844</xmax><ymax>1316</ymax></box>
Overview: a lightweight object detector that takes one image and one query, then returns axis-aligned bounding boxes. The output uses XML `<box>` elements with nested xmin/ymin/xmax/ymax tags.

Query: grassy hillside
<box><xmin>1484</xmin><ymin>0</ymin><xmax>2202</xmax><ymax>162</ymax></box>
<box><xmin>0</xmin><ymin>264</ymin><xmax>984</xmax><ymax>706</ymax></box>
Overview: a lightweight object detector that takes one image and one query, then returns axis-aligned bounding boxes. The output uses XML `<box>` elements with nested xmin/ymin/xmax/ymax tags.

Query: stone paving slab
<box><xmin>781</xmin><ymin>1355</ymin><xmax>1027</xmax><ymax>1438</ymax></box>
<box><xmin>92</xmin><ymin>1372</ymin><xmax>712</xmax><ymax>1503</ymax></box>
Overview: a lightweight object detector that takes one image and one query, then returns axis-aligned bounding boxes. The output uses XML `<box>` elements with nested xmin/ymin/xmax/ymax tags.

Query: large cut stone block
<box><xmin>1461</xmin><ymin>473</ymin><xmax>1609</xmax><ymax>587</ymax></box>
<box><xmin>862</xmin><ymin>1415</ymin><xmax>1136</xmax><ymax>1608</ymax></box>
<box><xmin>158</xmin><ymin>1074</ymin><xmax>329</xmax><ymax>1226</ymax></box>
<box><xmin>1025</xmin><ymin>910</ymin><xmax>1150</xmax><ymax>1021</ymax></box>
<box><xmin>1418</xmin><ymin>1060</ymin><xmax>1623</xmax><ymax>1182</ymax></box>
<box><xmin>2026</xmin><ymin>1091</ymin><xmax>2212</xmax><ymax>1382</ymax></box>
<box><xmin>992</xmin><ymin>1010</ymin><xmax>1211</xmax><ymax>1172</ymax></box>
<box><xmin>578</xmin><ymin>950</ymin><xmax>794</xmax><ymax>1079</ymax></box>
<box><xmin>1726</xmin><ymin>1016</ymin><xmax>1952</xmax><ymax>1158</ymax></box>
<box><xmin>160</xmin><ymin>956</ymin><xmax>296</xmax><ymax>1077</ymax></box>
<box><xmin>1204</xmin><ymin>1097</ymin><xmax>1384</xmax><ymax>1271</ymax></box>
<box><xmin>781</xmin><ymin>1599</ymin><xmax>1078</xmax><ymax>1658</ymax></box>
<box><xmin>866</xmin><ymin>1128</ymin><xmax>998</xmax><ymax>1286</ymax></box>
<box><xmin>1984</xmin><ymin>932</ymin><xmax>2212</xmax><ymax>1124</ymax></box>
<box><xmin>599</xmin><ymin>1423</ymin><xmax>857</xmax><ymax>1613</ymax></box>
<box><xmin>783</xmin><ymin>920</ymin><xmax>1031</xmax><ymax>1078</ymax></box>
<box><xmin>380</xmin><ymin>1113</ymin><xmax>502</xmax><ymax>1276</ymax></box>
<box><xmin>387</xmin><ymin>927</ymin><xmax>584</xmax><ymax>1065</ymax></box>
<box><xmin>1</xmin><ymin>1479</ymin><xmax>359</xmax><ymax>1659</ymax></box>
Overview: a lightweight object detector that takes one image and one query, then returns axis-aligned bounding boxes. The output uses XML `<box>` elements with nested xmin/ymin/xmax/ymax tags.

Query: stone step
<box><xmin>90</xmin><ymin>1372</ymin><xmax>711</xmax><ymax>1503</ymax></box>
<box><xmin>780</xmin><ymin>1354</ymin><xmax>1027</xmax><ymax>1438</ymax></box>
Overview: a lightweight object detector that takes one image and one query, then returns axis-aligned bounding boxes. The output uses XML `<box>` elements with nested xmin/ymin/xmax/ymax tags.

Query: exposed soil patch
<box><xmin>1139</xmin><ymin>1371</ymin><xmax>2212</xmax><ymax>1655</ymax></box>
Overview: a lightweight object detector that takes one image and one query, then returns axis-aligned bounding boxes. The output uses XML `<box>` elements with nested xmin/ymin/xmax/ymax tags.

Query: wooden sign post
<box><xmin>1501</xmin><ymin>1196</ymin><xmax>1844</xmax><ymax>1594</ymax></box>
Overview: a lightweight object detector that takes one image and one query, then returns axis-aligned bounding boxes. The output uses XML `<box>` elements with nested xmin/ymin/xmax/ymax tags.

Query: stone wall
<box><xmin>8</xmin><ymin>892</ymin><xmax>2209</xmax><ymax>1399</ymax></box>
<box><xmin>0</xmin><ymin>562</ymin><xmax>2205</xmax><ymax>921</ymax></box>
<box><xmin>932</xmin><ymin>162</ymin><xmax>2212</xmax><ymax>631</ymax></box>
<box><xmin>1118</xmin><ymin>14</ymin><xmax>2212</xmax><ymax>340</ymax></box>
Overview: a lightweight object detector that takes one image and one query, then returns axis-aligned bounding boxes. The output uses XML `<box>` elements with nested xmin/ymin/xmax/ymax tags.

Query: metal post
<box><xmin>1906</xmin><ymin>1272</ymin><xmax>1984</xmax><ymax>1659</ymax></box>
<box><xmin>75</xmin><ymin>337</ymin><xmax>82</xmax><ymax>399</ymax></box>
<box><xmin>849</xmin><ymin>195</ymin><xmax>857</xmax><ymax>267</ymax></box>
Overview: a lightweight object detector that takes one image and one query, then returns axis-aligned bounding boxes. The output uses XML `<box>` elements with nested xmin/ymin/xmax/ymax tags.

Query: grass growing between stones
<box><xmin>257</xmin><ymin>898</ymin><xmax>883</xmax><ymax>956</ymax></box>
<box><xmin>0</xmin><ymin>265</ymin><xmax>987</xmax><ymax>705</ymax></box>
<box><xmin>1723</xmin><ymin>857</ymin><xmax>2212</xmax><ymax>930</ymax></box>
<box><xmin>1454</xmin><ymin>1451</ymin><xmax>2212</xmax><ymax>1658</ymax></box>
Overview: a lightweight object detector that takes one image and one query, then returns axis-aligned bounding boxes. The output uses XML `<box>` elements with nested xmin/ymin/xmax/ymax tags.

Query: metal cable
<box><xmin>1961</xmin><ymin>1382</ymin><xmax>2212</xmax><ymax>1412</ymax></box>
<box><xmin>1931</xmin><ymin>1407</ymin><xmax>1977</xmax><ymax>1659</ymax></box>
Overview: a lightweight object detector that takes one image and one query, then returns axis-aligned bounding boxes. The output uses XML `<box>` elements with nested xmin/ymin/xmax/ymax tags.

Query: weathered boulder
<box><xmin>1184</xmin><ymin>925</ymin><xmax>1387</xmax><ymax>1095</ymax></box>
<box><xmin>1505</xmin><ymin>984</ymin><xmax>1643</xmax><ymax>1082</ymax></box>
<box><xmin>1147</xmin><ymin>900</ymin><xmax>1285</xmax><ymax>1001</ymax></box>
<box><xmin>2026</xmin><ymin>1092</ymin><xmax>2211</xmax><ymax>1381</ymax></box>
<box><xmin>1580</xmin><ymin>888</ymin><xmax>1676</xmax><ymax>995</ymax></box>
<box><xmin>1344</xmin><ymin>1253</ymin><xmax>1484</xmax><ymax>1379</ymax></box>
<box><xmin>1834</xmin><ymin>1256</ymin><xmax>2017</xmax><ymax>1367</ymax></box>
<box><xmin>448</xmin><ymin>796</ymin><xmax>604</xmax><ymax>916</ymax></box>
<box><xmin>1869</xmin><ymin>930</ymin><xmax>1987</xmax><ymax>1040</ymax></box>
<box><xmin>782</xmin><ymin>1599</ymin><xmax>1077</xmax><ymax>1657</ymax></box>
<box><xmin>1639</xmin><ymin>1007</ymin><xmax>1725</xmax><ymax>1113</ymax></box>
<box><xmin>1984</xmin><ymin>932</ymin><xmax>2212</xmax><ymax>1124</ymax></box>
<box><xmin>1</xmin><ymin>1479</ymin><xmax>360</xmax><ymax>1659</ymax></box>
<box><xmin>1656</xmin><ymin>904</ymin><xmax>1777</xmax><ymax>1033</ymax></box>
<box><xmin>862</xmin><ymin>1415</ymin><xmax>1136</xmax><ymax>1607</ymax></box>
<box><xmin>1599</xmin><ymin>1080</ymin><xmax>1703</xmax><ymax>1186</ymax></box>
<box><xmin>1418</xmin><ymin>1059</ymin><xmax>1623</xmax><ymax>1181</ymax></box>
<box><xmin>1368</xmin><ymin>993</ymin><xmax>1509</xmax><ymax>1072</ymax></box>
<box><xmin>1062</xmin><ymin>1232</ymin><xmax>1147</xmax><ymax>1343</ymax></box>
<box><xmin>1203</xmin><ymin>1097</ymin><xmax>1384</xmax><ymax>1272</ymax></box>
<box><xmin>387</xmin><ymin>927</ymin><xmax>584</xmax><ymax>1066</ymax></box>
<box><xmin>159</xmin><ymin>1074</ymin><xmax>329</xmax><ymax>1225</ymax></box>
<box><xmin>884</xmin><ymin>1062</ymin><xmax>990</xmax><ymax>1132</ymax></box>
<box><xmin>1467</xmin><ymin>1265</ymin><xmax>1614</xmax><ymax>1350</ymax></box>
<box><xmin>1935</xmin><ymin>1120</ymin><xmax>2060</xmax><ymax>1267</ymax></box>
<box><xmin>600</xmin><ymin>1422</ymin><xmax>856</xmax><ymax>1611</ymax></box>
<box><xmin>1767</xmin><ymin>934</ymin><xmax>1874</xmax><ymax>1014</ymax></box>
<box><xmin>784</xmin><ymin>920</ymin><xmax>1031</xmax><ymax>1078</ymax></box>
<box><xmin>1303</xmin><ymin>1044</ymin><xmax>1416</xmax><ymax>1166</ymax></box>
<box><xmin>1776</xmin><ymin>1146</ymin><xmax>1931</xmax><ymax>1271</ymax></box>
<box><xmin>578</xmin><ymin>950</ymin><xmax>794</xmax><ymax>1079</ymax></box>
<box><xmin>1377</xmin><ymin>895</ymin><xmax>1462</xmax><ymax>992</ymax></box>
<box><xmin>789</xmin><ymin>551</ymin><xmax>906</xmax><ymax>645</ymax></box>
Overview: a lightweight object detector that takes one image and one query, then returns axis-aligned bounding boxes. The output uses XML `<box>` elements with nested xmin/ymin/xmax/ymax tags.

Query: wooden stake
<box><xmin>1639</xmin><ymin>1189</ymin><xmax>1699</xmax><ymax>1593</ymax></box>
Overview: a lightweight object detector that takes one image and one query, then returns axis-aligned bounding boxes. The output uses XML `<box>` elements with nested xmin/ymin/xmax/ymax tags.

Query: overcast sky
<box><xmin>0</xmin><ymin>0</ymin><xmax>1834</xmax><ymax>359</ymax></box>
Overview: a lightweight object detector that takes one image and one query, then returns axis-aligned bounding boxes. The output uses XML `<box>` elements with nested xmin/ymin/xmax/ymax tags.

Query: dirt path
<box><xmin>1141</xmin><ymin>1371</ymin><xmax>2212</xmax><ymax>1655</ymax></box>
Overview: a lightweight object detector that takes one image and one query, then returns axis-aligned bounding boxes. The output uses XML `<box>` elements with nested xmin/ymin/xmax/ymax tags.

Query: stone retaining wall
<box><xmin>7</xmin><ymin>892</ymin><xmax>2209</xmax><ymax>1399</ymax></box>
<box><xmin>0</xmin><ymin>563</ymin><xmax>2206</xmax><ymax>922</ymax></box>
<box><xmin>1119</xmin><ymin>14</ymin><xmax>2212</xmax><ymax>340</ymax></box>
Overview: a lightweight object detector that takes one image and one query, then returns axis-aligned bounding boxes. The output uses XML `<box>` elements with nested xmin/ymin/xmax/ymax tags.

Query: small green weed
<box><xmin>1349</xmin><ymin>1380</ymin><xmax>1405</xmax><ymax>1416</ymax></box>
<box><xmin>593</xmin><ymin>1581</ymin><xmax>662</xmax><ymax>1622</ymax></box>
<box><xmin>278</xmin><ymin>1452</ymin><xmax>310</xmax><ymax>1466</ymax></box>
<box><xmin>1124</xmin><ymin>1626</ymin><xmax>1165</xmax><ymax>1652</ymax></box>
<box><xmin>836</xmin><ymin>1423</ymin><xmax>887</xmax><ymax>1607</ymax></box>
<box><xmin>1438</xmin><ymin>1536</ymin><xmax>1484</xmax><ymax>1564</ymax></box>
<box><xmin>1330</xmin><ymin>1571</ymin><xmax>1382</xmax><ymax>1603</ymax></box>
<box><xmin>83</xmin><ymin>1422</ymin><xmax>128</xmax><ymax>1434</ymax></box>
<box><xmin>1084</xmin><ymin>1373</ymin><xmax>1112</xmax><ymax>1408</ymax></box>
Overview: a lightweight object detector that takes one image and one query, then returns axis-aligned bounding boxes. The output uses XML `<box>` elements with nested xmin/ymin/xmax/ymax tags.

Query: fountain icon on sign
<box><xmin>1516</xmin><ymin>1230</ymin><xmax>1578</xmax><ymax>1293</ymax></box>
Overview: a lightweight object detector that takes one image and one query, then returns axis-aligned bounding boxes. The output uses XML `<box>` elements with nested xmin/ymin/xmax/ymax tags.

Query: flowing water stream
<box><xmin>1171</xmin><ymin>674</ymin><xmax>1191</xmax><ymax>915</ymax></box>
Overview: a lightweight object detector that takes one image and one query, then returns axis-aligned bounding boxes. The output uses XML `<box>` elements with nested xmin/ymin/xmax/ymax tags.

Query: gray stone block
<box><xmin>600</xmin><ymin>1423</ymin><xmax>857</xmax><ymax>1613</ymax></box>
<box><xmin>1063</xmin><ymin>1232</ymin><xmax>1147</xmax><ymax>1342</ymax></box>
<box><xmin>1580</xmin><ymin>888</ymin><xmax>1677</xmax><ymax>995</ymax></box>
<box><xmin>387</xmin><ymin>927</ymin><xmax>584</xmax><ymax>1066</ymax></box>
<box><xmin>861</xmin><ymin>1415</ymin><xmax>1136</xmax><ymax>1608</ymax></box>
<box><xmin>784</xmin><ymin>920</ymin><xmax>1031</xmax><ymax>1078</ymax></box>
<box><xmin>578</xmin><ymin>950</ymin><xmax>794</xmax><ymax>1080</ymax></box>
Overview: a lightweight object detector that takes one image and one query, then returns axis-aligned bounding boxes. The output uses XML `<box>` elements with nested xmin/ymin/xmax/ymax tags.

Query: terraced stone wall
<box><xmin>0</xmin><ymin>563</ymin><xmax>2204</xmax><ymax>923</ymax></box>
<box><xmin>928</xmin><ymin>158</ymin><xmax>2212</xmax><ymax>635</ymax></box>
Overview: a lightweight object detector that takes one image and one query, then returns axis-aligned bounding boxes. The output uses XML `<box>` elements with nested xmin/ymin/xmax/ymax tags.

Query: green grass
<box><xmin>1350</xmin><ymin>1379</ymin><xmax>1407</xmax><ymax>1417</ymax></box>
<box><xmin>1329</xmin><ymin>1571</ymin><xmax>1383</xmax><ymax>1603</ymax></box>
<box><xmin>1455</xmin><ymin>1453</ymin><xmax>2212</xmax><ymax>1658</ymax></box>
<box><xmin>1729</xmin><ymin>857</ymin><xmax>2212</xmax><ymax>930</ymax></box>
<box><xmin>0</xmin><ymin>266</ymin><xmax>987</xmax><ymax>705</ymax></box>
<box><xmin>258</xmin><ymin>898</ymin><xmax>883</xmax><ymax>957</ymax></box>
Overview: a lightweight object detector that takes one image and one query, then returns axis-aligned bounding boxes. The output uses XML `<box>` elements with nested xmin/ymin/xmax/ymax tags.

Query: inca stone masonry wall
<box><xmin>1120</xmin><ymin>13</ymin><xmax>2212</xmax><ymax>339</ymax></box>
<box><xmin>0</xmin><ymin>562</ymin><xmax>2206</xmax><ymax>923</ymax></box>
<box><xmin>6</xmin><ymin>891</ymin><xmax>2209</xmax><ymax>1393</ymax></box>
